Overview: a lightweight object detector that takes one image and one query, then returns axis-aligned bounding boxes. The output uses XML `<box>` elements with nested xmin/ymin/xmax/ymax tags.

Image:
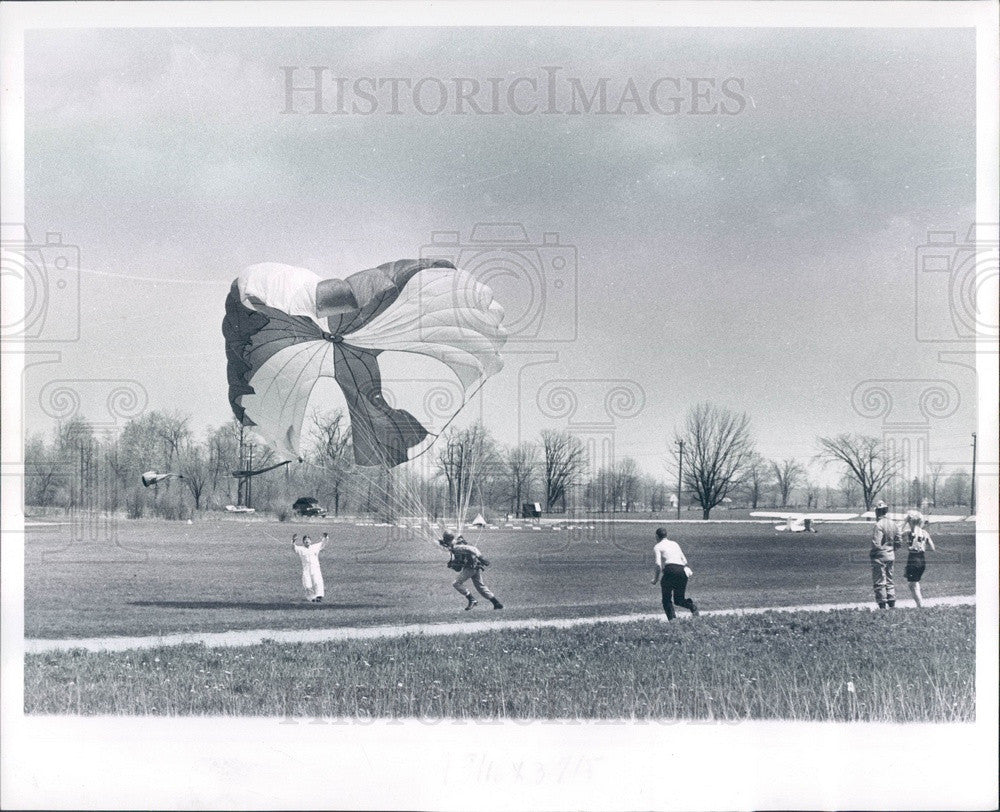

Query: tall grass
<box><xmin>25</xmin><ymin>606</ymin><xmax>974</xmax><ymax>721</ymax></box>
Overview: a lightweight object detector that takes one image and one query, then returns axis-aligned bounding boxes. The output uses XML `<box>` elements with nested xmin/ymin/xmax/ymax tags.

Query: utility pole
<box><xmin>675</xmin><ymin>439</ymin><xmax>684</xmax><ymax>520</ymax></box>
<box><xmin>246</xmin><ymin>444</ymin><xmax>254</xmax><ymax>509</ymax></box>
<box><xmin>970</xmin><ymin>432</ymin><xmax>977</xmax><ymax>515</ymax></box>
<box><xmin>237</xmin><ymin>427</ymin><xmax>245</xmax><ymax>507</ymax></box>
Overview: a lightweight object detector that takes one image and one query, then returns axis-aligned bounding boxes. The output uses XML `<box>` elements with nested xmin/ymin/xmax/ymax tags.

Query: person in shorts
<box><xmin>901</xmin><ymin>510</ymin><xmax>935</xmax><ymax>607</ymax></box>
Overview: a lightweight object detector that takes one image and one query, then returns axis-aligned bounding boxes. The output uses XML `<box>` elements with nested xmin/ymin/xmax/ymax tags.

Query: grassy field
<box><xmin>24</xmin><ymin>605</ymin><xmax>975</xmax><ymax>720</ymax></box>
<box><xmin>25</xmin><ymin>518</ymin><xmax>976</xmax><ymax>639</ymax></box>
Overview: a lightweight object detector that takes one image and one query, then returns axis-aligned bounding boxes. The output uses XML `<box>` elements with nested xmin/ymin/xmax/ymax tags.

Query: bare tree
<box><xmin>312</xmin><ymin>410</ymin><xmax>353</xmax><ymax>516</ymax></box>
<box><xmin>646</xmin><ymin>478</ymin><xmax>670</xmax><ymax>513</ymax></box>
<box><xmin>839</xmin><ymin>472</ymin><xmax>861</xmax><ymax>509</ymax></box>
<box><xmin>541</xmin><ymin>430</ymin><xmax>587</xmax><ymax>512</ymax></box>
<box><xmin>674</xmin><ymin>403</ymin><xmax>755</xmax><ymax>520</ymax></box>
<box><xmin>24</xmin><ymin>434</ymin><xmax>65</xmax><ymax>507</ymax></box>
<box><xmin>152</xmin><ymin>411</ymin><xmax>192</xmax><ymax>466</ymax></box>
<box><xmin>943</xmin><ymin>468</ymin><xmax>970</xmax><ymax>507</ymax></box>
<box><xmin>55</xmin><ymin>417</ymin><xmax>97</xmax><ymax>510</ymax></box>
<box><xmin>207</xmin><ymin>421</ymin><xmax>243</xmax><ymax>506</ymax></box>
<box><xmin>610</xmin><ymin>457</ymin><xmax>641</xmax><ymax>512</ymax></box>
<box><xmin>505</xmin><ymin>442</ymin><xmax>539</xmax><ymax>514</ymax></box>
<box><xmin>816</xmin><ymin>434</ymin><xmax>903</xmax><ymax>510</ymax></box>
<box><xmin>772</xmin><ymin>458</ymin><xmax>805</xmax><ymax>508</ymax></box>
<box><xmin>436</xmin><ymin>423</ymin><xmax>497</xmax><ymax>523</ymax></box>
<box><xmin>741</xmin><ymin>452</ymin><xmax>772</xmax><ymax>509</ymax></box>
<box><xmin>805</xmin><ymin>480</ymin><xmax>821</xmax><ymax>509</ymax></box>
<box><xmin>179</xmin><ymin>444</ymin><xmax>211</xmax><ymax>510</ymax></box>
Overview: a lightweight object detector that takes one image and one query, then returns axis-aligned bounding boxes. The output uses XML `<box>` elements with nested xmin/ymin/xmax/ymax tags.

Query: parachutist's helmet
<box><xmin>439</xmin><ymin>532</ymin><xmax>455</xmax><ymax>547</ymax></box>
<box><xmin>905</xmin><ymin>510</ymin><xmax>924</xmax><ymax>526</ymax></box>
<box><xmin>874</xmin><ymin>500</ymin><xmax>889</xmax><ymax>517</ymax></box>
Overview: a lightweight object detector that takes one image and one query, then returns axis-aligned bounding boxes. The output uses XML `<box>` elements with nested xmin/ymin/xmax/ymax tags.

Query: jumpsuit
<box><xmin>294</xmin><ymin>541</ymin><xmax>325</xmax><ymax>599</ymax></box>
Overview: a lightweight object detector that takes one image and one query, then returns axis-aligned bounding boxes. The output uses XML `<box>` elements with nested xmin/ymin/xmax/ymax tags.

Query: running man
<box><xmin>292</xmin><ymin>532</ymin><xmax>327</xmax><ymax>602</ymax></box>
<box><xmin>869</xmin><ymin>500</ymin><xmax>901</xmax><ymax>609</ymax></box>
<box><xmin>901</xmin><ymin>510</ymin><xmax>935</xmax><ymax>607</ymax></box>
<box><xmin>439</xmin><ymin>531</ymin><xmax>503</xmax><ymax>611</ymax></box>
<box><xmin>651</xmin><ymin>527</ymin><xmax>699</xmax><ymax>620</ymax></box>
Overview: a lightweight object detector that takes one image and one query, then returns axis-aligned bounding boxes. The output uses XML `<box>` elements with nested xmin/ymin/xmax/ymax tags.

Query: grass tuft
<box><xmin>25</xmin><ymin>605</ymin><xmax>974</xmax><ymax>721</ymax></box>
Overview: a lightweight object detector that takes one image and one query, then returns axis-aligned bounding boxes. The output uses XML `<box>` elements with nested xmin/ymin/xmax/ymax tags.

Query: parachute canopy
<box><xmin>223</xmin><ymin>258</ymin><xmax>506</xmax><ymax>468</ymax></box>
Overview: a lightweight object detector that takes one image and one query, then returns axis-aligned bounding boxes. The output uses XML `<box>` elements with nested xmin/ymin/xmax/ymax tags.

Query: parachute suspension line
<box><xmin>346</xmin><ymin>415</ymin><xmax>439</xmax><ymax>541</ymax></box>
<box><xmin>298</xmin><ymin>435</ymin><xmax>440</xmax><ymax>547</ymax></box>
<box><xmin>400</xmin><ymin>376</ymin><xmax>491</xmax><ymax>468</ymax></box>
<box><xmin>453</xmin><ymin>432</ymin><xmax>487</xmax><ymax>536</ymax></box>
<box><xmin>230</xmin><ymin>459</ymin><xmax>292</xmax><ymax>479</ymax></box>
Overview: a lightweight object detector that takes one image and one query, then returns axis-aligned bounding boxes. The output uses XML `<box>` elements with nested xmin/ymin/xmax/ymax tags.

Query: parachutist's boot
<box><xmin>465</xmin><ymin>596</ymin><xmax>478</xmax><ymax>611</ymax></box>
<box><xmin>887</xmin><ymin>601</ymin><xmax>896</xmax><ymax>608</ymax></box>
<box><xmin>689</xmin><ymin>601</ymin><xmax>699</xmax><ymax>617</ymax></box>
<box><xmin>491</xmin><ymin>598</ymin><xmax>504</xmax><ymax>610</ymax></box>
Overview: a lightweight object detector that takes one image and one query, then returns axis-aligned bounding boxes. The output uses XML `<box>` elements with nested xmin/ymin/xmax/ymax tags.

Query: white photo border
<box><xmin>2</xmin><ymin>2</ymin><xmax>997</xmax><ymax>809</ymax></box>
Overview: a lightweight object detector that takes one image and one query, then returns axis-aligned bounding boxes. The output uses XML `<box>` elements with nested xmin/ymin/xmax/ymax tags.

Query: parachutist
<box><xmin>439</xmin><ymin>531</ymin><xmax>504</xmax><ymax>611</ymax></box>
<box><xmin>292</xmin><ymin>532</ymin><xmax>328</xmax><ymax>602</ymax></box>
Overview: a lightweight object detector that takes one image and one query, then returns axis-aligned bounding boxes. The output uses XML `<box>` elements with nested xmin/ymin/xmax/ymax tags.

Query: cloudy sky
<box><xmin>22</xmin><ymin>26</ymin><xmax>979</xmax><ymax>481</ymax></box>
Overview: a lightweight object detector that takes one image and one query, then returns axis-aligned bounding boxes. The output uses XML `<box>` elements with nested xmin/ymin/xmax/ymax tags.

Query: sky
<box><xmin>20</xmin><ymin>26</ymin><xmax>980</xmax><ymax>484</ymax></box>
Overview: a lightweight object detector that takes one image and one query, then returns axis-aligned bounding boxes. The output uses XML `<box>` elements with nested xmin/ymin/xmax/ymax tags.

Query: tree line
<box><xmin>23</xmin><ymin>403</ymin><xmax>974</xmax><ymax>521</ymax></box>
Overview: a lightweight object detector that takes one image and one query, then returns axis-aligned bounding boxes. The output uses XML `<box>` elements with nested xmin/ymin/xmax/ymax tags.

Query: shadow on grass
<box><xmin>129</xmin><ymin>600</ymin><xmax>378</xmax><ymax>611</ymax></box>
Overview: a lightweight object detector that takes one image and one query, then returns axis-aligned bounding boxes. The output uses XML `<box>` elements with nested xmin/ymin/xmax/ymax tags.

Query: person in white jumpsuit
<box><xmin>292</xmin><ymin>533</ymin><xmax>327</xmax><ymax>602</ymax></box>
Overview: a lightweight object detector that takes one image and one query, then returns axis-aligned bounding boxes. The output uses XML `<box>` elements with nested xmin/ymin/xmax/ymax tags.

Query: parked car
<box><xmin>292</xmin><ymin>497</ymin><xmax>327</xmax><ymax>517</ymax></box>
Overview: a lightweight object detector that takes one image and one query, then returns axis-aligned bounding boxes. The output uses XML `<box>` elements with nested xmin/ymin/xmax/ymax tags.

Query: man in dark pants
<box><xmin>651</xmin><ymin>527</ymin><xmax>699</xmax><ymax>620</ymax></box>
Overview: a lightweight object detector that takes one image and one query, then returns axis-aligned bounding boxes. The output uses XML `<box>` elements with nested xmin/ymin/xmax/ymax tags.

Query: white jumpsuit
<box><xmin>294</xmin><ymin>541</ymin><xmax>325</xmax><ymax>599</ymax></box>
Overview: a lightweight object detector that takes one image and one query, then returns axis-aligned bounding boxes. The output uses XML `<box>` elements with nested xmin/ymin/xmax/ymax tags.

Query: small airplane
<box><xmin>750</xmin><ymin>512</ymin><xmax>860</xmax><ymax>532</ymax></box>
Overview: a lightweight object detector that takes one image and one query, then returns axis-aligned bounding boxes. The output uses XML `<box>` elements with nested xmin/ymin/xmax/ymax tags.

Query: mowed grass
<box><xmin>25</xmin><ymin>605</ymin><xmax>974</xmax><ymax>721</ymax></box>
<box><xmin>25</xmin><ymin>519</ymin><xmax>977</xmax><ymax>639</ymax></box>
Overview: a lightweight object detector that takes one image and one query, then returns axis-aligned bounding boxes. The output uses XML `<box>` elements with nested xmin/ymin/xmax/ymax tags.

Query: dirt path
<box><xmin>23</xmin><ymin>595</ymin><xmax>975</xmax><ymax>654</ymax></box>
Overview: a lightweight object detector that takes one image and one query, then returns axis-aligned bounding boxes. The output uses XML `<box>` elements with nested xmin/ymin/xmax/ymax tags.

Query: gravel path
<box><xmin>23</xmin><ymin>594</ymin><xmax>975</xmax><ymax>654</ymax></box>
